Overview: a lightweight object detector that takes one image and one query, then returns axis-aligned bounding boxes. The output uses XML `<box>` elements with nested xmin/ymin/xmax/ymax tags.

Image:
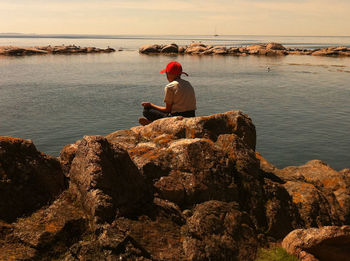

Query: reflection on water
<box><xmin>0</xmin><ymin>37</ymin><xmax>350</xmax><ymax>170</ymax></box>
<box><xmin>287</xmin><ymin>62</ymin><xmax>350</xmax><ymax>73</ymax></box>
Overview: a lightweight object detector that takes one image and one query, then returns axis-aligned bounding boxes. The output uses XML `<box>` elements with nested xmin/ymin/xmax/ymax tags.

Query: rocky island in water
<box><xmin>140</xmin><ymin>42</ymin><xmax>350</xmax><ymax>57</ymax></box>
<box><xmin>0</xmin><ymin>45</ymin><xmax>115</xmax><ymax>56</ymax></box>
<box><xmin>0</xmin><ymin>111</ymin><xmax>349</xmax><ymax>260</ymax></box>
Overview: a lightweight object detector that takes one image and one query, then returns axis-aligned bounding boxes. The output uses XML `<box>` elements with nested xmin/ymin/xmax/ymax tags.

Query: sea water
<box><xmin>0</xmin><ymin>35</ymin><xmax>349</xmax><ymax>170</ymax></box>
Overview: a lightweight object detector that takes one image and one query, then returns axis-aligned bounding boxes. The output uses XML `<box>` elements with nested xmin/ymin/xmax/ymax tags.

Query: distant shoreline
<box><xmin>139</xmin><ymin>42</ymin><xmax>350</xmax><ymax>57</ymax></box>
<box><xmin>2</xmin><ymin>35</ymin><xmax>350</xmax><ymax>52</ymax></box>
<box><xmin>2</xmin><ymin>42</ymin><xmax>350</xmax><ymax>57</ymax></box>
<box><xmin>0</xmin><ymin>45</ymin><xmax>115</xmax><ymax>56</ymax></box>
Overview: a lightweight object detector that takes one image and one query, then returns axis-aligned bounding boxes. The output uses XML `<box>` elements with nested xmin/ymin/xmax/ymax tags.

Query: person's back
<box><xmin>164</xmin><ymin>78</ymin><xmax>196</xmax><ymax>114</ymax></box>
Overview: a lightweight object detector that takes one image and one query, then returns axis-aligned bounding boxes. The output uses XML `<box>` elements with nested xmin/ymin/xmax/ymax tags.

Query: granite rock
<box><xmin>139</xmin><ymin>42</ymin><xmax>350</xmax><ymax>57</ymax></box>
<box><xmin>0</xmin><ymin>137</ymin><xmax>65</xmax><ymax>222</ymax></box>
<box><xmin>282</xmin><ymin>226</ymin><xmax>350</xmax><ymax>261</ymax></box>
<box><xmin>1</xmin><ymin>110</ymin><xmax>349</xmax><ymax>260</ymax></box>
<box><xmin>68</xmin><ymin>136</ymin><xmax>152</xmax><ymax>224</ymax></box>
<box><xmin>0</xmin><ymin>45</ymin><xmax>115</xmax><ymax>56</ymax></box>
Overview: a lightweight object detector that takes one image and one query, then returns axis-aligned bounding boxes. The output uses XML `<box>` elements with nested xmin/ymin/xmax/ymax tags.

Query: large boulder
<box><xmin>128</xmin><ymin>112</ymin><xmax>265</xmax><ymax>224</ymax></box>
<box><xmin>1</xmin><ymin>110</ymin><xmax>349</xmax><ymax>260</ymax></box>
<box><xmin>312</xmin><ymin>47</ymin><xmax>340</xmax><ymax>56</ymax></box>
<box><xmin>161</xmin><ymin>44</ymin><xmax>179</xmax><ymax>53</ymax></box>
<box><xmin>276</xmin><ymin>160</ymin><xmax>350</xmax><ymax>224</ymax></box>
<box><xmin>215</xmin><ymin>133</ymin><xmax>268</xmax><ymax>229</ymax></box>
<box><xmin>212</xmin><ymin>46</ymin><xmax>228</xmax><ymax>55</ymax></box>
<box><xmin>117</xmin><ymin>111</ymin><xmax>312</xmax><ymax>238</ymax></box>
<box><xmin>106</xmin><ymin>129</ymin><xmax>140</xmax><ymax>151</ymax></box>
<box><xmin>64</xmin><ymin>231</ymin><xmax>153</xmax><ymax>260</ymax></box>
<box><xmin>0</xmin><ymin>47</ymin><xmax>47</xmax><ymax>56</ymax></box>
<box><xmin>334</xmin><ymin>46</ymin><xmax>348</xmax><ymax>52</ymax></box>
<box><xmin>68</xmin><ymin>136</ymin><xmax>152</xmax><ymax>224</ymax></box>
<box><xmin>127</xmin><ymin>140</ymin><xmax>172</xmax><ymax>182</ymax></box>
<box><xmin>129</xmin><ymin>112</ymin><xmax>283</xmax><ymax>236</ymax></box>
<box><xmin>266</xmin><ymin>42</ymin><xmax>286</xmax><ymax>50</ymax></box>
<box><xmin>283</xmin><ymin>180</ymin><xmax>335</xmax><ymax>227</ymax></box>
<box><xmin>185</xmin><ymin>43</ymin><xmax>210</xmax><ymax>54</ymax></box>
<box><xmin>246</xmin><ymin>44</ymin><xmax>267</xmax><ymax>55</ymax></box>
<box><xmin>200</xmin><ymin>46</ymin><xmax>227</xmax><ymax>55</ymax></box>
<box><xmin>282</xmin><ymin>226</ymin><xmax>350</xmax><ymax>261</ymax></box>
<box><xmin>63</xmin><ymin>198</ymin><xmax>185</xmax><ymax>260</ymax></box>
<box><xmin>262</xmin><ymin>179</ymin><xmax>303</xmax><ymax>239</ymax></box>
<box><xmin>183</xmin><ymin>201</ymin><xmax>260</xmax><ymax>261</ymax></box>
<box><xmin>188</xmin><ymin>42</ymin><xmax>207</xmax><ymax>48</ymax></box>
<box><xmin>139</xmin><ymin>44</ymin><xmax>162</xmax><ymax>54</ymax></box>
<box><xmin>153</xmin><ymin>138</ymin><xmax>238</xmax><ymax>207</ymax></box>
<box><xmin>256</xmin><ymin>159</ymin><xmax>304</xmax><ymax>240</ymax></box>
<box><xmin>178</xmin><ymin>46</ymin><xmax>186</xmax><ymax>53</ymax></box>
<box><xmin>245</xmin><ymin>43</ymin><xmax>287</xmax><ymax>55</ymax></box>
<box><xmin>131</xmin><ymin>111</ymin><xmax>256</xmax><ymax>151</ymax></box>
<box><xmin>227</xmin><ymin>47</ymin><xmax>240</xmax><ymax>54</ymax></box>
<box><xmin>258</xmin><ymin>155</ymin><xmax>350</xmax><ymax>228</ymax></box>
<box><xmin>1</xmin><ymin>192</ymin><xmax>88</xmax><ymax>260</ymax></box>
<box><xmin>0</xmin><ymin>137</ymin><xmax>65</xmax><ymax>222</ymax></box>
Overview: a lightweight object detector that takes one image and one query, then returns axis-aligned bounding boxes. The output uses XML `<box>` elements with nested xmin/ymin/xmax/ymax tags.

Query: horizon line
<box><xmin>1</xmin><ymin>33</ymin><xmax>350</xmax><ymax>38</ymax></box>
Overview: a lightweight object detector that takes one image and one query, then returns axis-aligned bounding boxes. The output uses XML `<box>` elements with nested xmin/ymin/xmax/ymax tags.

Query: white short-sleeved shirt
<box><xmin>163</xmin><ymin>78</ymin><xmax>197</xmax><ymax>113</ymax></box>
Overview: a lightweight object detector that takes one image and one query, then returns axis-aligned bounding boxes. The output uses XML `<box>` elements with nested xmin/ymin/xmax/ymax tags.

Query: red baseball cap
<box><xmin>160</xmin><ymin>61</ymin><xmax>188</xmax><ymax>76</ymax></box>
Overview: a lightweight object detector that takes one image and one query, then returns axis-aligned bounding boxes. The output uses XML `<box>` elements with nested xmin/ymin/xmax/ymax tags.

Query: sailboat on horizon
<box><xmin>214</xmin><ymin>26</ymin><xmax>219</xmax><ymax>37</ymax></box>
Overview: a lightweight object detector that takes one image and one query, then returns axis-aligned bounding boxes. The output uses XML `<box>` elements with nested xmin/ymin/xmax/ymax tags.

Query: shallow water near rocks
<box><xmin>0</xmin><ymin>35</ymin><xmax>349</xmax><ymax>170</ymax></box>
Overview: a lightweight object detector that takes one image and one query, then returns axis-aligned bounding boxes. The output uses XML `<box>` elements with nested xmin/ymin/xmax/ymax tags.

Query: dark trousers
<box><xmin>143</xmin><ymin>108</ymin><xmax>195</xmax><ymax>122</ymax></box>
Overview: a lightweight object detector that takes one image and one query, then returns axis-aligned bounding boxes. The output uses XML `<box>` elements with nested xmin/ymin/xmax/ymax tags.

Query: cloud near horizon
<box><xmin>1</xmin><ymin>0</ymin><xmax>349</xmax><ymax>36</ymax></box>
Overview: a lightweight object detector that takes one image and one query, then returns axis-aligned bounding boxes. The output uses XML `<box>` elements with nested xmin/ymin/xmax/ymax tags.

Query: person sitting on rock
<box><xmin>139</xmin><ymin>61</ymin><xmax>197</xmax><ymax>126</ymax></box>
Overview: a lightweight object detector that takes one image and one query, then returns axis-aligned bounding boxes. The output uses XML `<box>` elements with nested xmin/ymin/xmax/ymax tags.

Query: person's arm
<box><xmin>141</xmin><ymin>83</ymin><xmax>174</xmax><ymax>113</ymax></box>
<box><xmin>141</xmin><ymin>102</ymin><xmax>172</xmax><ymax>113</ymax></box>
<box><xmin>152</xmin><ymin>102</ymin><xmax>172</xmax><ymax>113</ymax></box>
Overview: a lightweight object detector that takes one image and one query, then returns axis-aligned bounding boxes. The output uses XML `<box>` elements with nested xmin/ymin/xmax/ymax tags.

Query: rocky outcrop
<box><xmin>185</xmin><ymin>42</ymin><xmax>213</xmax><ymax>54</ymax></box>
<box><xmin>139</xmin><ymin>42</ymin><xmax>350</xmax><ymax>57</ymax></box>
<box><xmin>130</xmin><ymin>111</ymin><xmax>256</xmax><ymax>149</ymax></box>
<box><xmin>282</xmin><ymin>226</ymin><xmax>350</xmax><ymax>261</ymax></box>
<box><xmin>245</xmin><ymin>43</ymin><xmax>288</xmax><ymax>56</ymax></box>
<box><xmin>161</xmin><ymin>44</ymin><xmax>179</xmax><ymax>53</ymax></box>
<box><xmin>311</xmin><ymin>46</ymin><xmax>350</xmax><ymax>56</ymax></box>
<box><xmin>59</xmin><ymin>141</ymin><xmax>80</xmax><ymax>176</ymax></box>
<box><xmin>0</xmin><ymin>45</ymin><xmax>115</xmax><ymax>56</ymax></box>
<box><xmin>138</xmin><ymin>44</ymin><xmax>162</xmax><ymax>54</ymax></box>
<box><xmin>0</xmin><ymin>111</ymin><xmax>349</xmax><ymax>260</ymax></box>
<box><xmin>0</xmin><ymin>192</ymin><xmax>87</xmax><ymax>260</ymax></box>
<box><xmin>182</xmin><ymin>201</ymin><xmax>259</xmax><ymax>260</ymax></box>
<box><xmin>274</xmin><ymin>160</ymin><xmax>350</xmax><ymax>226</ymax></box>
<box><xmin>0</xmin><ymin>137</ymin><xmax>65</xmax><ymax>223</ymax></box>
<box><xmin>68</xmin><ymin>136</ymin><xmax>152</xmax><ymax>224</ymax></box>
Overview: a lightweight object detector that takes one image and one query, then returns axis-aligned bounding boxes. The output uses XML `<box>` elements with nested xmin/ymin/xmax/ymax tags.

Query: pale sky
<box><xmin>1</xmin><ymin>0</ymin><xmax>349</xmax><ymax>36</ymax></box>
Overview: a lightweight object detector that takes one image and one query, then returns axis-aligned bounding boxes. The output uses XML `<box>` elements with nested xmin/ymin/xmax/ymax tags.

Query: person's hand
<box><xmin>141</xmin><ymin>102</ymin><xmax>152</xmax><ymax>108</ymax></box>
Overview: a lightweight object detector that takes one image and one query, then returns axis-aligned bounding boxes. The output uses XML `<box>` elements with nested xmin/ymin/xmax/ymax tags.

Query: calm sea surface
<box><xmin>0</xmin><ymin>35</ymin><xmax>349</xmax><ymax>170</ymax></box>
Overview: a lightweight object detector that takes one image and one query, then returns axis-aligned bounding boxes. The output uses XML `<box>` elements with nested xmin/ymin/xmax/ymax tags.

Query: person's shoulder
<box><xmin>178</xmin><ymin>78</ymin><xmax>191</xmax><ymax>84</ymax></box>
<box><xmin>178</xmin><ymin>78</ymin><xmax>193</xmax><ymax>87</ymax></box>
<box><xmin>165</xmin><ymin>80</ymin><xmax>179</xmax><ymax>89</ymax></box>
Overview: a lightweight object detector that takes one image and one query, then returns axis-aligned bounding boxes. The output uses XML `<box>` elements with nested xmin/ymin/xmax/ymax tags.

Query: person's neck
<box><xmin>168</xmin><ymin>76</ymin><xmax>180</xmax><ymax>82</ymax></box>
